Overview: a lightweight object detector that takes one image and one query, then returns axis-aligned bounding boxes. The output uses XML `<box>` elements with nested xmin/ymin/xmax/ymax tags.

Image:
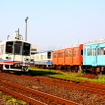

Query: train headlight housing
<box><xmin>24</xmin><ymin>58</ymin><xmax>29</xmax><ymax>61</ymax></box>
<box><xmin>6</xmin><ymin>57</ymin><xmax>11</xmax><ymax>60</ymax></box>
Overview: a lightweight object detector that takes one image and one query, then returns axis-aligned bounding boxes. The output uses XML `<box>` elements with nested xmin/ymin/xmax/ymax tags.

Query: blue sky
<box><xmin>0</xmin><ymin>0</ymin><xmax>105</xmax><ymax>51</ymax></box>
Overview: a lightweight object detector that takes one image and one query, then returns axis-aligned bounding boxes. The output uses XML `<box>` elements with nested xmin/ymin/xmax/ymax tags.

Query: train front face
<box><xmin>4</xmin><ymin>40</ymin><xmax>31</xmax><ymax>72</ymax></box>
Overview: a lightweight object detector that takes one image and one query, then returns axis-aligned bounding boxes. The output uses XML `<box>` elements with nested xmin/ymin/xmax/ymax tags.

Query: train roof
<box><xmin>84</xmin><ymin>39</ymin><xmax>105</xmax><ymax>45</ymax></box>
<box><xmin>53</xmin><ymin>43</ymin><xmax>83</xmax><ymax>51</ymax></box>
<box><xmin>1</xmin><ymin>39</ymin><xmax>31</xmax><ymax>43</ymax></box>
<box><xmin>36</xmin><ymin>50</ymin><xmax>53</xmax><ymax>54</ymax></box>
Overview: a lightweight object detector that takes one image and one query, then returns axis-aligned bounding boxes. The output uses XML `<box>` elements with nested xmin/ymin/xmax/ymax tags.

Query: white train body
<box><xmin>0</xmin><ymin>39</ymin><xmax>31</xmax><ymax>72</ymax></box>
<box><xmin>34</xmin><ymin>51</ymin><xmax>53</xmax><ymax>68</ymax></box>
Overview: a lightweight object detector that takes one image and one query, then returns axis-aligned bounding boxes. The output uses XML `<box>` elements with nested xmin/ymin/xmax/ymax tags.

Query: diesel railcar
<box><xmin>34</xmin><ymin>50</ymin><xmax>53</xmax><ymax>68</ymax></box>
<box><xmin>0</xmin><ymin>39</ymin><xmax>31</xmax><ymax>72</ymax></box>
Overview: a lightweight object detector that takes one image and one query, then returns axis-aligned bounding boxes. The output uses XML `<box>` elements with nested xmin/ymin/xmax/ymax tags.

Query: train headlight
<box><xmin>6</xmin><ymin>57</ymin><xmax>11</xmax><ymax>60</ymax></box>
<box><xmin>24</xmin><ymin>58</ymin><xmax>29</xmax><ymax>61</ymax></box>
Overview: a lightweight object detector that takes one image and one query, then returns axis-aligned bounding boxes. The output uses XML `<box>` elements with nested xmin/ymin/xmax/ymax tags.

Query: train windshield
<box><xmin>22</xmin><ymin>42</ymin><xmax>30</xmax><ymax>56</ymax></box>
<box><xmin>6</xmin><ymin>42</ymin><xmax>13</xmax><ymax>53</ymax></box>
<box><xmin>14</xmin><ymin>41</ymin><xmax>22</xmax><ymax>55</ymax></box>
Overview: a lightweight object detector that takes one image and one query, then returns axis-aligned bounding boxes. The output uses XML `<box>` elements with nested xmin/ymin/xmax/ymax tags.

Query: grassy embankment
<box><xmin>29</xmin><ymin>68</ymin><xmax>105</xmax><ymax>83</ymax></box>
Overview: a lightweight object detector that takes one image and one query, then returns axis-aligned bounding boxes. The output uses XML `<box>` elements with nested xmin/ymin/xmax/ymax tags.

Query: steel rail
<box><xmin>0</xmin><ymin>80</ymin><xmax>80</xmax><ymax>105</ymax></box>
<box><xmin>0</xmin><ymin>86</ymin><xmax>47</xmax><ymax>105</ymax></box>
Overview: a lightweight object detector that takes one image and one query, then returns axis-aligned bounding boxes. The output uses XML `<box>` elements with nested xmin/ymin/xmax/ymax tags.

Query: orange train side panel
<box><xmin>72</xmin><ymin>44</ymin><xmax>83</xmax><ymax>65</ymax></box>
<box><xmin>53</xmin><ymin>49</ymin><xmax>65</xmax><ymax>65</ymax></box>
<box><xmin>52</xmin><ymin>50</ymin><xmax>58</xmax><ymax>65</ymax></box>
<box><xmin>53</xmin><ymin>44</ymin><xmax>83</xmax><ymax>66</ymax></box>
<box><xmin>64</xmin><ymin>48</ymin><xmax>73</xmax><ymax>65</ymax></box>
<box><xmin>57</xmin><ymin>49</ymin><xmax>65</xmax><ymax>65</ymax></box>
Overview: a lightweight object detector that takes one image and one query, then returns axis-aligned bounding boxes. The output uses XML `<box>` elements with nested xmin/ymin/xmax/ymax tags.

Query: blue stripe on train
<box><xmin>35</xmin><ymin>62</ymin><xmax>52</xmax><ymax>65</ymax></box>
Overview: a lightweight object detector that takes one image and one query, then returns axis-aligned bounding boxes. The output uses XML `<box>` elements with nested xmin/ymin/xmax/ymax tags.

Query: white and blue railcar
<box><xmin>0</xmin><ymin>39</ymin><xmax>31</xmax><ymax>72</ymax></box>
<box><xmin>83</xmin><ymin>40</ymin><xmax>105</xmax><ymax>73</ymax></box>
<box><xmin>34</xmin><ymin>50</ymin><xmax>53</xmax><ymax>68</ymax></box>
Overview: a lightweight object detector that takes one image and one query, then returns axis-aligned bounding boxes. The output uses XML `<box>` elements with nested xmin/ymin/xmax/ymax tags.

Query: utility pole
<box><xmin>25</xmin><ymin>17</ymin><xmax>28</xmax><ymax>41</ymax></box>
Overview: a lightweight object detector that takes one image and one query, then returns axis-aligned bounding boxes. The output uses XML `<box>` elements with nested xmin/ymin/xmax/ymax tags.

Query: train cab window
<box><xmin>6</xmin><ymin>42</ymin><xmax>13</xmax><ymax>54</ymax></box>
<box><xmin>22</xmin><ymin>43</ymin><xmax>30</xmax><ymax>56</ymax></box>
<box><xmin>14</xmin><ymin>41</ymin><xmax>22</xmax><ymax>55</ymax></box>
<box><xmin>48</xmin><ymin>52</ymin><xmax>51</xmax><ymax>59</ymax></box>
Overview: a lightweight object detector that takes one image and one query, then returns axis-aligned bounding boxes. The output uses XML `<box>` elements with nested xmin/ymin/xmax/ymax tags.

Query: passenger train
<box><xmin>0</xmin><ymin>31</ymin><xmax>31</xmax><ymax>73</ymax></box>
<box><xmin>34</xmin><ymin>39</ymin><xmax>105</xmax><ymax>73</ymax></box>
<box><xmin>34</xmin><ymin>50</ymin><xmax>53</xmax><ymax>68</ymax></box>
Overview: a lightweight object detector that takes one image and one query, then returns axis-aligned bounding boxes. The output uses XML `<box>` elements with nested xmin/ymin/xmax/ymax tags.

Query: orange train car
<box><xmin>53</xmin><ymin>44</ymin><xmax>83</xmax><ymax>71</ymax></box>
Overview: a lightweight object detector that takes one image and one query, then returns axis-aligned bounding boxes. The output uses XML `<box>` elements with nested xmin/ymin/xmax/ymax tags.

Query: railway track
<box><xmin>1</xmin><ymin>72</ymin><xmax>105</xmax><ymax>95</ymax></box>
<box><xmin>0</xmin><ymin>79</ymin><xmax>79</xmax><ymax>105</ymax></box>
<box><xmin>46</xmin><ymin>76</ymin><xmax>105</xmax><ymax>95</ymax></box>
<box><xmin>19</xmin><ymin>74</ymin><xmax>105</xmax><ymax>95</ymax></box>
<box><xmin>0</xmin><ymin>72</ymin><xmax>105</xmax><ymax>104</ymax></box>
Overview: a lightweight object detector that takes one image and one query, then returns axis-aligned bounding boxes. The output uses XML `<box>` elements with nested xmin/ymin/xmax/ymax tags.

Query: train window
<box><xmin>92</xmin><ymin>48</ymin><xmax>96</xmax><ymax>56</ymax></box>
<box><xmin>73</xmin><ymin>50</ymin><xmax>76</xmax><ymax>56</ymax></box>
<box><xmin>22</xmin><ymin>43</ymin><xmax>30</xmax><ymax>56</ymax></box>
<box><xmin>87</xmin><ymin>49</ymin><xmax>92</xmax><ymax>56</ymax></box>
<box><xmin>14</xmin><ymin>41</ymin><xmax>22</xmax><ymax>55</ymax></box>
<box><xmin>81</xmin><ymin>50</ymin><xmax>83</xmax><ymax>55</ymax></box>
<box><xmin>58</xmin><ymin>52</ymin><xmax>63</xmax><ymax>58</ymax></box>
<box><xmin>65</xmin><ymin>51</ymin><xmax>68</xmax><ymax>57</ymax></box>
<box><xmin>37</xmin><ymin>55</ymin><xmax>39</xmax><ymax>60</ymax></box>
<box><xmin>69</xmin><ymin>51</ymin><xmax>72</xmax><ymax>57</ymax></box>
<box><xmin>48</xmin><ymin>52</ymin><xmax>51</xmax><ymax>59</ymax></box>
<box><xmin>53</xmin><ymin>53</ymin><xmax>57</xmax><ymax>58</ymax></box>
<box><xmin>6</xmin><ymin>42</ymin><xmax>13</xmax><ymax>54</ymax></box>
<box><xmin>41</xmin><ymin>55</ymin><xmax>43</xmax><ymax>59</ymax></box>
<box><xmin>0</xmin><ymin>45</ymin><xmax>4</xmax><ymax>55</ymax></box>
<box><xmin>104</xmin><ymin>48</ymin><xmax>105</xmax><ymax>55</ymax></box>
<box><xmin>98</xmin><ymin>47</ymin><xmax>105</xmax><ymax>55</ymax></box>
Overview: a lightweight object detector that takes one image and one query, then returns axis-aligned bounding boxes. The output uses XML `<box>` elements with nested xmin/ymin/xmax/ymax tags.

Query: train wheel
<box><xmin>0</xmin><ymin>65</ymin><xmax>3</xmax><ymax>73</ymax></box>
<box><xmin>75</xmin><ymin>66</ymin><xmax>79</xmax><ymax>72</ymax></box>
<box><xmin>57</xmin><ymin>65</ymin><xmax>62</xmax><ymax>70</ymax></box>
<box><xmin>72</xmin><ymin>66</ymin><xmax>79</xmax><ymax>72</ymax></box>
<box><xmin>96</xmin><ymin>67</ymin><xmax>101</xmax><ymax>74</ymax></box>
<box><xmin>67</xmin><ymin>66</ymin><xmax>71</xmax><ymax>72</ymax></box>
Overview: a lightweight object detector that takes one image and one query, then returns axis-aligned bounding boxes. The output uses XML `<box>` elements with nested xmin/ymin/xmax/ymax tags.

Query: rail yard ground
<box><xmin>0</xmin><ymin>67</ymin><xmax>105</xmax><ymax>104</ymax></box>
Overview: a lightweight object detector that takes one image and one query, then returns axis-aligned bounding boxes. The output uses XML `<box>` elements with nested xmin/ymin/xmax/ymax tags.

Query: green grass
<box><xmin>29</xmin><ymin>68</ymin><xmax>105</xmax><ymax>83</ymax></box>
<box><xmin>3</xmin><ymin>95</ymin><xmax>12</xmax><ymax>99</ymax></box>
<box><xmin>7</xmin><ymin>98</ymin><xmax>28</xmax><ymax>105</ymax></box>
<box><xmin>0</xmin><ymin>91</ymin><xmax>3</xmax><ymax>95</ymax></box>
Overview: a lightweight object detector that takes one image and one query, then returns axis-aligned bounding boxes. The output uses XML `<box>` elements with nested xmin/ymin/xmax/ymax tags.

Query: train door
<box><xmin>91</xmin><ymin>45</ymin><xmax>98</xmax><ymax>66</ymax></box>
